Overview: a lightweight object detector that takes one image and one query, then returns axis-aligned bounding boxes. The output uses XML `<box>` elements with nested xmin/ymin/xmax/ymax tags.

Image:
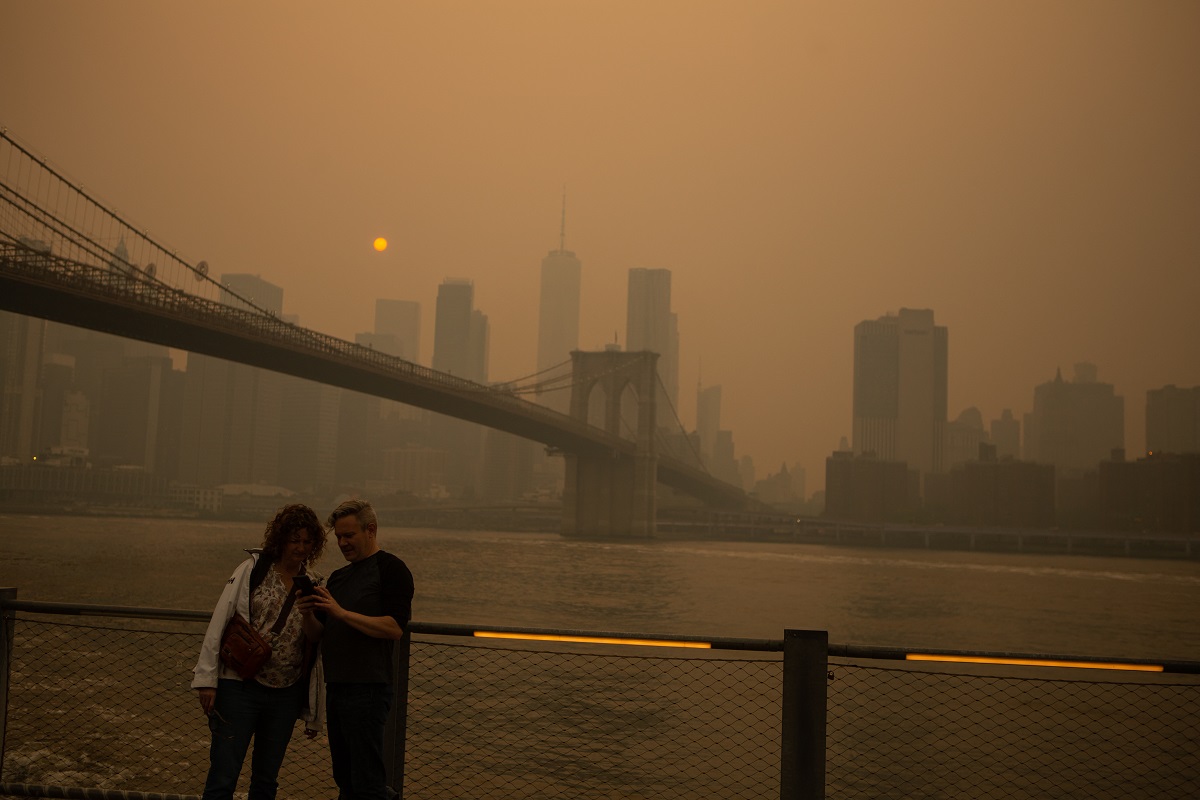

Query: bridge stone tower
<box><xmin>562</xmin><ymin>350</ymin><xmax>658</xmax><ymax>538</ymax></box>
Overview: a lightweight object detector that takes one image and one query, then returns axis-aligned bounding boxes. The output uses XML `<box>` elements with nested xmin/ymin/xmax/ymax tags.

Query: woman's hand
<box><xmin>197</xmin><ymin>687</ymin><xmax>217</xmax><ymax>715</ymax></box>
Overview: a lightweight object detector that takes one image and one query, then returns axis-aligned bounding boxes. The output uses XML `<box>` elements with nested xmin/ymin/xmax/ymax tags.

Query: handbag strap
<box><xmin>268</xmin><ymin>588</ymin><xmax>298</xmax><ymax>637</ymax></box>
<box><xmin>260</xmin><ymin>563</ymin><xmax>304</xmax><ymax>638</ymax></box>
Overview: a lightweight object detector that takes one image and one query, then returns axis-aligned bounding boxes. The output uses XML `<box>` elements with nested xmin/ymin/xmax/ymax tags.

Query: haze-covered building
<box><xmin>944</xmin><ymin>406</ymin><xmax>988</xmax><ymax>470</ymax></box>
<box><xmin>535</xmin><ymin>204</ymin><xmax>581</xmax><ymax>415</ymax></box>
<box><xmin>755</xmin><ymin>462</ymin><xmax>806</xmax><ymax>507</ymax></box>
<box><xmin>1099</xmin><ymin>451</ymin><xmax>1200</xmax><ymax>533</ymax></box>
<box><xmin>374</xmin><ymin>298</ymin><xmax>421</xmax><ymax>363</ymax></box>
<box><xmin>433</xmin><ymin>279</ymin><xmax>488</xmax><ymax>383</ymax></box>
<box><xmin>0</xmin><ymin>311</ymin><xmax>44</xmax><ymax>461</ymax></box>
<box><xmin>626</xmin><ymin>267</ymin><xmax>679</xmax><ymax>421</ymax></box>
<box><xmin>944</xmin><ymin>444</ymin><xmax>1055</xmax><ymax>527</ymax></box>
<box><xmin>696</xmin><ymin>382</ymin><xmax>721</xmax><ymax>467</ymax></box>
<box><xmin>177</xmin><ymin>274</ymin><xmax>285</xmax><ymax>487</ymax></box>
<box><xmin>481</xmin><ymin>427</ymin><xmax>536</xmax><ymax>501</ymax></box>
<box><xmin>852</xmin><ymin>308</ymin><xmax>948</xmax><ymax>484</ymax></box>
<box><xmin>93</xmin><ymin>355</ymin><xmax>184</xmax><ymax>478</ymax></box>
<box><xmin>431</xmin><ymin>279</ymin><xmax>489</xmax><ymax>496</ymax></box>
<box><xmin>278</xmin><ymin>375</ymin><xmax>340</xmax><ymax>495</ymax></box>
<box><xmin>1023</xmin><ymin>362</ymin><xmax>1123</xmax><ymax>477</ymax></box>
<box><xmin>824</xmin><ymin>450</ymin><xmax>919</xmax><ymax>522</ymax></box>
<box><xmin>990</xmin><ymin>409</ymin><xmax>1021</xmax><ymax>460</ymax></box>
<box><xmin>1146</xmin><ymin>384</ymin><xmax>1200</xmax><ymax>455</ymax></box>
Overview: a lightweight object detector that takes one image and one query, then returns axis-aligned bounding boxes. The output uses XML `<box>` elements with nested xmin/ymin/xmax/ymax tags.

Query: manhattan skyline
<box><xmin>2</xmin><ymin>2</ymin><xmax>1197</xmax><ymax>491</ymax></box>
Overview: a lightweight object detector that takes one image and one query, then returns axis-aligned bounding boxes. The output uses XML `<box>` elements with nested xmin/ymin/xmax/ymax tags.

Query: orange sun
<box><xmin>373</xmin><ymin>237</ymin><xmax>388</xmax><ymax>252</ymax></box>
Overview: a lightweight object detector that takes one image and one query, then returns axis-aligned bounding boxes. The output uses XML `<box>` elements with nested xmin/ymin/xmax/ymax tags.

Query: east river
<box><xmin>2</xmin><ymin>512</ymin><xmax>1198</xmax><ymax>661</ymax></box>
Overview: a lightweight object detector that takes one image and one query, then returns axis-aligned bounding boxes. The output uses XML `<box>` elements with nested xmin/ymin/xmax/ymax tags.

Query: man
<box><xmin>302</xmin><ymin>499</ymin><xmax>413</xmax><ymax>800</ymax></box>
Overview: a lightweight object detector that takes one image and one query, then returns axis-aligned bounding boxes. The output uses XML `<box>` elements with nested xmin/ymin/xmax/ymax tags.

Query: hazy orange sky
<box><xmin>3</xmin><ymin>1</ymin><xmax>1198</xmax><ymax>491</ymax></box>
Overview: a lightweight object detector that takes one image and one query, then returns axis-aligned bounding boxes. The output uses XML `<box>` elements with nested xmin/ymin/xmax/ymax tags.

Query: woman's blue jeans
<box><xmin>202</xmin><ymin>677</ymin><xmax>304</xmax><ymax>800</ymax></box>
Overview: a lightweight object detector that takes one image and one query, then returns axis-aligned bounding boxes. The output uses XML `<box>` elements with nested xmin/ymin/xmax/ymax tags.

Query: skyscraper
<box><xmin>431</xmin><ymin>279</ymin><xmax>489</xmax><ymax>495</ymax></box>
<box><xmin>375</xmin><ymin>299</ymin><xmax>421</xmax><ymax>362</ymax></box>
<box><xmin>366</xmin><ymin>299</ymin><xmax>423</xmax><ymax>423</ymax></box>
<box><xmin>1146</xmin><ymin>385</ymin><xmax>1200</xmax><ymax>454</ymax></box>
<box><xmin>852</xmin><ymin>308</ymin><xmax>948</xmax><ymax>479</ymax></box>
<box><xmin>433</xmin><ymin>279</ymin><xmax>488</xmax><ymax>383</ymax></box>
<box><xmin>279</xmin><ymin>363</ymin><xmax>341</xmax><ymax>495</ymax></box>
<box><xmin>93</xmin><ymin>354</ymin><xmax>183</xmax><ymax>476</ymax></box>
<box><xmin>944</xmin><ymin>406</ymin><xmax>987</xmax><ymax>469</ymax></box>
<box><xmin>535</xmin><ymin>199</ymin><xmax>581</xmax><ymax>414</ymax></box>
<box><xmin>0</xmin><ymin>311</ymin><xmax>45</xmax><ymax>461</ymax></box>
<box><xmin>177</xmin><ymin>274</ymin><xmax>285</xmax><ymax>487</ymax></box>
<box><xmin>696</xmin><ymin>381</ymin><xmax>721</xmax><ymax>466</ymax></box>
<box><xmin>1024</xmin><ymin>363</ymin><xmax>1124</xmax><ymax>476</ymax></box>
<box><xmin>990</xmin><ymin>409</ymin><xmax>1021</xmax><ymax>460</ymax></box>
<box><xmin>626</xmin><ymin>267</ymin><xmax>679</xmax><ymax>418</ymax></box>
<box><xmin>219</xmin><ymin>273</ymin><xmax>284</xmax><ymax>315</ymax></box>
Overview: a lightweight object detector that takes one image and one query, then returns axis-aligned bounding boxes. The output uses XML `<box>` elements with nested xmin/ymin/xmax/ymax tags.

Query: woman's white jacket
<box><xmin>191</xmin><ymin>551</ymin><xmax>325</xmax><ymax>733</ymax></box>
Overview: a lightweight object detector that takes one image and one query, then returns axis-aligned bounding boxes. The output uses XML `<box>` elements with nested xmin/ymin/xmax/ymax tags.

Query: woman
<box><xmin>192</xmin><ymin>504</ymin><xmax>327</xmax><ymax>800</ymax></box>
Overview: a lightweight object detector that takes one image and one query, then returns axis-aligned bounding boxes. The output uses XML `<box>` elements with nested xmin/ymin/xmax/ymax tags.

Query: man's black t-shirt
<box><xmin>321</xmin><ymin>550</ymin><xmax>413</xmax><ymax>684</ymax></box>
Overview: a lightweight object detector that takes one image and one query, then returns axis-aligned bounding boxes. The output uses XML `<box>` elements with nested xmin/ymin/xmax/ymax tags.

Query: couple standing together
<box><xmin>192</xmin><ymin>499</ymin><xmax>414</xmax><ymax>800</ymax></box>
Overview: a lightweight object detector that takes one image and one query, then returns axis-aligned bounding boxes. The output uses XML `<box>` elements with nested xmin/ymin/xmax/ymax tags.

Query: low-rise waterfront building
<box><xmin>1099</xmin><ymin>451</ymin><xmax>1200</xmax><ymax>533</ymax></box>
<box><xmin>824</xmin><ymin>450</ymin><xmax>918</xmax><ymax>522</ymax></box>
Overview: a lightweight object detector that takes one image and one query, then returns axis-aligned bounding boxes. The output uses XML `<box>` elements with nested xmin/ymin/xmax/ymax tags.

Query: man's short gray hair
<box><xmin>327</xmin><ymin>498</ymin><xmax>377</xmax><ymax>532</ymax></box>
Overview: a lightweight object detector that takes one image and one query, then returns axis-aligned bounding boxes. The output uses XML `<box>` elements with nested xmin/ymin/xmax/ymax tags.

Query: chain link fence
<box><xmin>405</xmin><ymin>638</ymin><xmax>781</xmax><ymax>798</ymax></box>
<box><xmin>0</xmin><ymin>615</ymin><xmax>335</xmax><ymax>797</ymax></box>
<box><xmin>1</xmin><ymin>603</ymin><xmax>1198</xmax><ymax>799</ymax></box>
<box><xmin>825</xmin><ymin>659</ymin><xmax>1200</xmax><ymax>799</ymax></box>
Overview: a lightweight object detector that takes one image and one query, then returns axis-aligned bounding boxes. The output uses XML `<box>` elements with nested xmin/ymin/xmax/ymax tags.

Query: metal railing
<box><xmin>1</xmin><ymin>590</ymin><xmax>1198</xmax><ymax>799</ymax></box>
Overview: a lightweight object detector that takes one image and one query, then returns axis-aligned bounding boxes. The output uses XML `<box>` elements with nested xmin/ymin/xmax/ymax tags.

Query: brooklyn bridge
<box><xmin>0</xmin><ymin>129</ymin><xmax>760</xmax><ymax>536</ymax></box>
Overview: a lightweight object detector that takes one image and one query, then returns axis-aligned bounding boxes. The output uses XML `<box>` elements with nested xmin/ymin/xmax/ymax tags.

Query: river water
<box><xmin>2</xmin><ymin>512</ymin><xmax>1198</xmax><ymax>661</ymax></box>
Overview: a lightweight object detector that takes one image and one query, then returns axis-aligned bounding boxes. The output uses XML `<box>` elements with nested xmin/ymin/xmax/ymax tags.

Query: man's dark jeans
<box><xmin>202</xmin><ymin>677</ymin><xmax>304</xmax><ymax>800</ymax></box>
<box><xmin>326</xmin><ymin>682</ymin><xmax>394</xmax><ymax>800</ymax></box>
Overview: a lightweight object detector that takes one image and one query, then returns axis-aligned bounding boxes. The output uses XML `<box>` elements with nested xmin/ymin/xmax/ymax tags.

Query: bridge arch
<box><xmin>562</xmin><ymin>350</ymin><xmax>658</xmax><ymax>537</ymax></box>
<box><xmin>580</xmin><ymin>376</ymin><xmax>642</xmax><ymax>442</ymax></box>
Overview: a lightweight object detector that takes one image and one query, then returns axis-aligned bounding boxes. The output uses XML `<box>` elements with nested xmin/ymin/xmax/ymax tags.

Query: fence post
<box><xmin>384</xmin><ymin>628</ymin><xmax>412</xmax><ymax>798</ymax></box>
<box><xmin>0</xmin><ymin>587</ymin><xmax>15</xmax><ymax>781</ymax></box>
<box><xmin>780</xmin><ymin>628</ymin><xmax>828</xmax><ymax>800</ymax></box>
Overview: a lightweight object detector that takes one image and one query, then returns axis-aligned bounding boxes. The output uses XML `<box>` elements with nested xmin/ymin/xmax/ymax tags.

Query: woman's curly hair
<box><xmin>260</xmin><ymin>504</ymin><xmax>326</xmax><ymax>566</ymax></box>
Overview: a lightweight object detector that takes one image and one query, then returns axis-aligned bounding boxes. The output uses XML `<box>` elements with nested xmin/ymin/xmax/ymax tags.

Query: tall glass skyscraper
<box><xmin>852</xmin><ymin>308</ymin><xmax>948</xmax><ymax>477</ymax></box>
<box><xmin>431</xmin><ymin>279</ymin><xmax>489</xmax><ymax>495</ymax></box>
<box><xmin>374</xmin><ymin>299</ymin><xmax>421</xmax><ymax>362</ymax></box>
<box><xmin>535</xmin><ymin>200</ymin><xmax>581</xmax><ymax>414</ymax></box>
<box><xmin>178</xmin><ymin>273</ymin><xmax>286</xmax><ymax>486</ymax></box>
<box><xmin>432</xmin><ymin>279</ymin><xmax>487</xmax><ymax>383</ymax></box>
<box><xmin>626</xmin><ymin>267</ymin><xmax>679</xmax><ymax>418</ymax></box>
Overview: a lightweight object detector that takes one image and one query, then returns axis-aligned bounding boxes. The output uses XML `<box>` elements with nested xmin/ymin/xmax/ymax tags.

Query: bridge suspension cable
<box><xmin>654</xmin><ymin>372</ymin><xmax>708</xmax><ymax>474</ymax></box>
<box><xmin>0</xmin><ymin>126</ymin><xmax>272</xmax><ymax>321</ymax></box>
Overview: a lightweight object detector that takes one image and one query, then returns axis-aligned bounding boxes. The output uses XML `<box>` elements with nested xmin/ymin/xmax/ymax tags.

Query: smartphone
<box><xmin>292</xmin><ymin>574</ymin><xmax>318</xmax><ymax>597</ymax></box>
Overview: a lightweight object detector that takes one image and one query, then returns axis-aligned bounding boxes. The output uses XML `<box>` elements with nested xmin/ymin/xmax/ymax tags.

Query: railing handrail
<box><xmin>3</xmin><ymin>596</ymin><xmax>1197</xmax><ymax>673</ymax></box>
<box><xmin>826</xmin><ymin>643</ymin><xmax>1200</xmax><ymax>675</ymax></box>
<box><xmin>408</xmin><ymin>621</ymin><xmax>782</xmax><ymax>652</ymax></box>
<box><xmin>0</xmin><ymin>598</ymin><xmax>210</xmax><ymax>623</ymax></box>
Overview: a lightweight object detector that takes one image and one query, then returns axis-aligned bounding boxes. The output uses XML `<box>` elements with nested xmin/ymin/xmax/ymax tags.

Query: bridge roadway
<box><xmin>0</xmin><ymin>243</ymin><xmax>751</xmax><ymax>508</ymax></box>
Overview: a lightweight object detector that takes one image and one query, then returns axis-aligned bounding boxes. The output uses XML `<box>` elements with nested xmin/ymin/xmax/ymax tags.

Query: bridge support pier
<box><xmin>562</xmin><ymin>350</ymin><xmax>658</xmax><ymax>538</ymax></box>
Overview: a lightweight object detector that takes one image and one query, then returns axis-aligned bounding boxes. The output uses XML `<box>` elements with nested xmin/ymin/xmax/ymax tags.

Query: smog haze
<box><xmin>2</xmin><ymin>1</ymin><xmax>1198</xmax><ymax>488</ymax></box>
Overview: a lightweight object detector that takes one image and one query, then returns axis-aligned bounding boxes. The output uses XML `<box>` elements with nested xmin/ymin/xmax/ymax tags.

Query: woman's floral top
<box><xmin>250</xmin><ymin>566</ymin><xmax>319</xmax><ymax>688</ymax></box>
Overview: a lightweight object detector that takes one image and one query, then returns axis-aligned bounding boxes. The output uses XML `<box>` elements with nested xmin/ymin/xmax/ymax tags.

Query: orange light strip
<box><xmin>906</xmin><ymin>653</ymin><xmax>1163</xmax><ymax>672</ymax></box>
<box><xmin>473</xmin><ymin>631</ymin><xmax>711</xmax><ymax>649</ymax></box>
